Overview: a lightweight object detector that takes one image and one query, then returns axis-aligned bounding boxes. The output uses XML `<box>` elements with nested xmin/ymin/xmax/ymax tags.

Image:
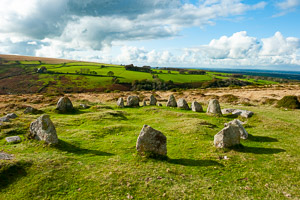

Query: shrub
<box><xmin>276</xmin><ymin>96</ymin><xmax>300</xmax><ymax>109</ymax></box>
<box><xmin>220</xmin><ymin>94</ymin><xmax>239</xmax><ymax>103</ymax></box>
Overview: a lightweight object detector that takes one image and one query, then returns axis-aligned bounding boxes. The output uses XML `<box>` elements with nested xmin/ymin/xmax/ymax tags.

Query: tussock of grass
<box><xmin>276</xmin><ymin>95</ymin><xmax>300</xmax><ymax>109</ymax></box>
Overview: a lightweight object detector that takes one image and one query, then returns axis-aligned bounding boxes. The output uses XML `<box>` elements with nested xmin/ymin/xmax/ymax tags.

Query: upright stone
<box><xmin>127</xmin><ymin>96</ymin><xmax>140</xmax><ymax>107</ymax></box>
<box><xmin>191</xmin><ymin>101</ymin><xmax>203</xmax><ymax>112</ymax></box>
<box><xmin>214</xmin><ymin>124</ymin><xmax>240</xmax><ymax>148</ymax></box>
<box><xmin>177</xmin><ymin>98</ymin><xmax>189</xmax><ymax>110</ymax></box>
<box><xmin>166</xmin><ymin>94</ymin><xmax>177</xmax><ymax>107</ymax></box>
<box><xmin>29</xmin><ymin>115</ymin><xmax>58</xmax><ymax>144</ymax></box>
<box><xmin>117</xmin><ymin>97</ymin><xmax>124</xmax><ymax>108</ymax></box>
<box><xmin>56</xmin><ymin>96</ymin><xmax>74</xmax><ymax>113</ymax></box>
<box><xmin>149</xmin><ymin>95</ymin><xmax>157</xmax><ymax>106</ymax></box>
<box><xmin>206</xmin><ymin>99</ymin><xmax>222</xmax><ymax>115</ymax></box>
<box><xmin>225</xmin><ymin>119</ymin><xmax>248</xmax><ymax>139</ymax></box>
<box><xmin>136</xmin><ymin>125</ymin><xmax>167</xmax><ymax>156</ymax></box>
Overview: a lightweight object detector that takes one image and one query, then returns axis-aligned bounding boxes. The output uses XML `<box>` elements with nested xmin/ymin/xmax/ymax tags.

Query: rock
<box><xmin>143</xmin><ymin>100</ymin><xmax>147</xmax><ymax>106</ymax></box>
<box><xmin>177</xmin><ymin>98</ymin><xmax>189</xmax><ymax>110</ymax></box>
<box><xmin>6</xmin><ymin>113</ymin><xmax>18</xmax><ymax>119</ymax></box>
<box><xmin>214</xmin><ymin>124</ymin><xmax>240</xmax><ymax>148</ymax></box>
<box><xmin>24</xmin><ymin>106</ymin><xmax>41</xmax><ymax>114</ymax></box>
<box><xmin>221</xmin><ymin>108</ymin><xmax>254</xmax><ymax>118</ymax></box>
<box><xmin>79</xmin><ymin>104</ymin><xmax>90</xmax><ymax>109</ymax></box>
<box><xmin>127</xmin><ymin>96</ymin><xmax>140</xmax><ymax>107</ymax></box>
<box><xmin>191</xmin><ymin>101</ymin><xmax>203</xmax><ymax>112</ymax></box>
<box><xmin>56</xmin><ymin>97</ymin><xmax>74</xmax><ymax>113</ymax></box>
<box><xmin>225</xmin><ymin>119</ymin><xmax>248</xmax><ymax>139</ymax></box>
<box><xmin>117</xmin><ymin>97</ymin><xmax>124</xmax><ymax>108</ymax></box>
<box><xmin>29</xmin><ymin>115</ymin><xmax>58</xmax><ymax>144</ymax></box>
<box><xmin>207</xmin><ymin>99</ymin><xmax>222</xmax><ymax>115</ymax></box>
<box><xmin>5</xmin><ymin>136</ymin><xmax>22</xmax><ymax>143</ymax></box>
<box><xmin>158</xmin><ymin>103</ymin><xmax>163</xmax><ymax>107</ymax></box>
<box><xmin>149</xmin><ymin>95</ymin><xmax>157</xmax><ymax>106</ymax></box>
<box><xmin>0</xmin><ymin>117</ymin><xmax>10</xmax><ymax>122</ymax></box>
<box><xmin>166</xmin><ymin>94</ymin><xmax>177</xmax><ymax>107</ymax></box>
<box><xmin>0</xmin><ymin>152</ymin><xmax>13</xmax><ymax>160</ymax></box>
<box><xmin>136</xmin><ymin>125</ymin><xmax>167</xmax><ymax>156</ymax></box>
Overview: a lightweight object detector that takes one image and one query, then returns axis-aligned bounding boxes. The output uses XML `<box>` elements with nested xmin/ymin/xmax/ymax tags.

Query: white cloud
<box><xmin>0</xmin><ymin>0</ymin><xmax>266</xmax><ymax>55</ymax></box>
<box><xmin>276</xmin><ymin>0</ymin><xmax>300</xmax><ymax>10</ymax></box>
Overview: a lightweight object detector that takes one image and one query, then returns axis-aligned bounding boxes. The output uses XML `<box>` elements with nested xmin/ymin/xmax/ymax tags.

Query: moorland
<box><xmin>0</xmin><ymin>54</ymin><xmax>299</xmax><ymax>199</ymax></box>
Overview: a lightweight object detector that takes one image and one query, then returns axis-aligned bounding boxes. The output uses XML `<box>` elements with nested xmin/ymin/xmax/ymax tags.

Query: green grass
<box><xmin>1</xmin><ymin>101</ymin><xmax>299</xmax><ymax>199</ymax></box>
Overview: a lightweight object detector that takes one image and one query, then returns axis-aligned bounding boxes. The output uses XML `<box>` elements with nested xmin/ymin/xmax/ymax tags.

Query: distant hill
<box><xmin>0</xmin><ymin>54</ymin><xmax>78</xmax><ymax>64</ymax></box>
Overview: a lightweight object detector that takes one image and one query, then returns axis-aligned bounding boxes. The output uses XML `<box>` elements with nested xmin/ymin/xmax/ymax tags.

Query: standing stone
<box><xmin>127</xmin><ymin>96</ymin><xmax>140</xmax><ymax>107</ymax></box>
<box><xmin>143</xmin><ymin>100</ymin><xmax>147</xmax><ymax>106</ymax></box>
<box><xmin>29</xmin><ymin>115</ymin><xmax>58</xmax><ymax>144</ymax></box>
<box><xmin>149</xmin><ymin>95</ymin><xmax>157</xmax><ymax>106</ymax></box>
<box><xmin>225</xmin><ymin>119</ymin><xmax>248</xmax><ymax>139</ymax></box>
<box><xmin>206</xmin><ymin>99</ymin><xmax>222</xmax><ymax>115</ymax></box>
<box><xmin>214</xmin><ymin>124</ymin><xmax>240</xmax><ymax>148</ymax></box>
<box><xmin>166</xmin><ymin>94</ymin><xmax>177</xmax><ymax>107</ymax></box>
<box><xmin>177</xmin><ymin>98</ymin><xmax>189</xmax><ymax>110</ymax></box>
<box><xmin>117</xmin><ymin>97</ymin><xmax>124</xmax><ymax>108</ymax></box>
<box><xmin>56</xmin><ymin>96</ymin><xmax>74</xmax><ymax>113</ymax></box>
<box><xmin>136</xmin><ymin>125</ymin><xmax>167</xmax><ymax>156</ymax></box>
<box><xmin>191</xmin><ymin>101</ymin><xmax>203</xmax><ymax>112</ymax></box>
<box><xmin>5</xmin><ymin>136</ymin><xmax>22</xmax><ymax>143</ymax></box>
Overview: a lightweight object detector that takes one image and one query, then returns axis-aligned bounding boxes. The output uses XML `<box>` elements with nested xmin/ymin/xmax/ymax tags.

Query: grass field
<box><xmin>0</xmin><ymin>96</ymin><xmax>299</xmax><ymax>199</ymax></box>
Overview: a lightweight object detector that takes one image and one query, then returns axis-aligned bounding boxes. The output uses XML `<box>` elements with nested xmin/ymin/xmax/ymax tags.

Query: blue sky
<box><xmin>0</xmin><ymin>0</ymin><xmax>300</xmax><ymax>70</ymax></box>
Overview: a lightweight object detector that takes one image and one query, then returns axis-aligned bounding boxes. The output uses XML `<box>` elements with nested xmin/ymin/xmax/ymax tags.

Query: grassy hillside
<box><xmin>0</xmin><ymin>55</ymin><xmax>279</xmax><ymax>94</ymax></box>
<box><xmin>0</xmin><ymin>97</ymin><xmax>299</xmax><ymax>199</ymax></box>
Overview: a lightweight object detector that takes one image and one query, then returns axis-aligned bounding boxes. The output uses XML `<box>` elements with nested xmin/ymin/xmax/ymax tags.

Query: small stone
<box><xmin>143</xmin><ymin>100</ymin><xmax>147</xmax><ymax>106</ymax></box>
<box><xmin>117</xmin><ymin>97</ymin><xmax>124</xmax><ymax>108</ymax></box>
<box><xmin>5</xmin><ymin>136</ymin><xmax>22</xmax><ymax>143</ymax></box>
<box><xmin>214</xmin><ymin>124</ymin><xmax>240</xmax><ymax>148</ymax></box>
<box><xmin>166</xmin><ymin>94</ymin><xmax>177</xmax><ymax>107</ymax></box>
<box><xmin>79</xmin><ymin>104</ymin><xmax>90</xmax><ymax>109</ymax></box>
<box><xmin>136</xmin><ymin>125</ymin><xmax>167</xmax><ymax>156</ymax></box>
<box><xmin>149</xmin><ymin>95</ymin><xmax>157</xmax><ymax>106</ymax></box>
<box><xmin>222</xmin><ymin>108</ymin><xmax>254</xmax><ymax>118</ymax></box>
<box><xmin>6</xmin><ymin>113</ymin><xmax>18</xmax><ymax>119</ymax></box>
<box><xmin>225</xmin><ymin>119</ymin><xmax>248</xmax><ymax>139</ymax></box>
<box><xmin>56</xmin><ymin>96</ymin><xmax>74</xmax><ymax>113</ymax></box>
<box><xmin>127</xmin><ymin>96</ymin><xmax>140</xmax><ymax>107</ymax></box>
<box><xmin>158</xmin><ymin>103</ymin><xmax>163</xmax><ymax>107</ymax></box>
<box><xmin>29</xmin><ymin>114</ymin><xmax>58</xmax><ymax>144</ymax></box>
<box><xmin>0</xmin><ymin>117</ymin><xmax>10</xmax><ymax>122</ymax></box>
<box><xmin>0</xmin><ymin>152</ymin><xmax>13</xmax><ymax>160</ymax></box>
<box><xmin>177</xmin><ymin>98</ymin><xmax>189</xmax><ymax>110</ymax></box>
<box><xmin>24</xmin><ymin>106</ymin><xmax>41</xmax><ymax>114</ymax></box>
<box><xmin>191</xmin><ymin>101</ymin><xmax>203</xmax><ymax>112</ymax></box>
<box><xmin>207</xmin><ymin>99</ymin><xmax>222</xmax><ymax>115</ymax></box>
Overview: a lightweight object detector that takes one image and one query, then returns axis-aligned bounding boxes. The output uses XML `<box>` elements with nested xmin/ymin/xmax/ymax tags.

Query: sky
<box><xmin>0</xmin><ymin>0</ymin><xmax>300</xmax><ymax>70</ymax></box>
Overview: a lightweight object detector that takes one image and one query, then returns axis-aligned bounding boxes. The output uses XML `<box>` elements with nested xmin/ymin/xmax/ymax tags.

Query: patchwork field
<box><xmin>0</xmin><ymin>90</ymin><xmax>299</xmax><ymax>199</ymax></box>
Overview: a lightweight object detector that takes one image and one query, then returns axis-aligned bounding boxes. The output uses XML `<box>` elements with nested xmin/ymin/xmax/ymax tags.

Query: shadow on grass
<box><xmin>231</xmin><ymin>145</ymin><xmax>285</xmax><ymax>154</ymax></box>
<box><xmin>54</xmin><ymin>140</ymin><xmax>114</xmax><ymax>156</ymax></box>
<box><xmin>0</xmin><ymin>161</ymin><xmax>32</xmax><ymax>191</ymax></box>
<box><xmin>223</xmin><ymin>114</ymin><xmax>238</xmax><ymax>119</ymax></box>
<box><xmin>168</xmin><ymin>158</ymin><xmax>224</xmax><ymax>167</ymax></box>
<box><xmin>247</xmin><ymin>134</ymin><xmax>278</xmax><ymax>142</ymax></box>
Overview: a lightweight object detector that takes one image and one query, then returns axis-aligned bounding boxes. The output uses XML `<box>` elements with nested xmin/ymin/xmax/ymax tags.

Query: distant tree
<box><xmin>107</xmin><ymin>71</ymin><xmax>114</xmax><ymax>77</ymax></box>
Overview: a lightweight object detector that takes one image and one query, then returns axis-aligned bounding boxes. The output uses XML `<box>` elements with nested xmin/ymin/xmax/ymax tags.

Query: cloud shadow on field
<box><xmin>168</xmin><ymin>158</ymin><xmax>224</xmax><ymax>167</ymax></box>
<box><xmin>54</xmin><ymin>139</ymin><xmax>114</xmax><ymax>156</ymax></box>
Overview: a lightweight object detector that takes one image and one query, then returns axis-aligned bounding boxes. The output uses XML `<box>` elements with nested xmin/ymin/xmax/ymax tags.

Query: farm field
<box><xmin>0</xmin><ymin>89</ymin><xmax>299</xmax><ymax>199</ymax></box>
<box><xmin>0</xmin><ymin>54</ymin><xmax>278</xmax><ymax>95</ymax></box>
